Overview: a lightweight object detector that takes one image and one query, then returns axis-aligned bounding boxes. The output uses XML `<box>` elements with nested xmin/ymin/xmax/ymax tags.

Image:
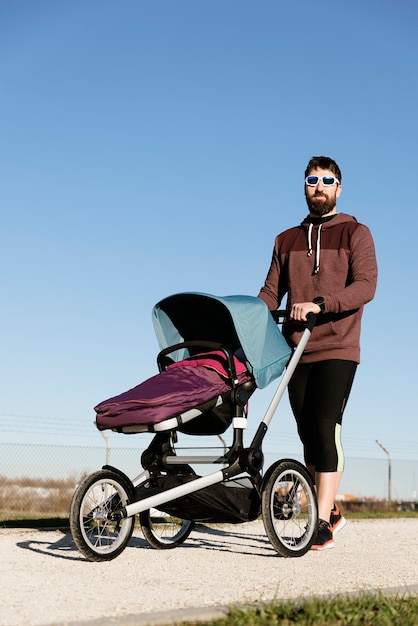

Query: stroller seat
<box><xmin>95</xmin><ymin>350</ymin><xmax>255</xmax><ymax>435</ymax></box>
<box><xmin>94</xmin><ymin>292</ymin><xmax>291</xmax><ymax>436</ymax></box>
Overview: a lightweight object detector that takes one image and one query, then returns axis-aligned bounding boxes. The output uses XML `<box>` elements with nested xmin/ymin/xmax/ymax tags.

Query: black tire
<box><xmin>140</xmin><ymin>509</ymin><xmax>195</xmax><ymax>549</ymax></box>
<box><xmin>261</xmin><ymin>459</ymin><xmax>318</xmax><ymax>557</ymax></box>
<box><xmin>70</xmin><ymin>468</ymin><xmax>136</xmax><ymax>562</ymax></box>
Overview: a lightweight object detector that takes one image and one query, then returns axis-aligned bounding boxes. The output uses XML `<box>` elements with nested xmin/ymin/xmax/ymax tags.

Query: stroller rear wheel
<box><xmin>140</xmin><ymin>510</ymin><xmax>195</xmax><ymax>549</ymax></box>
<box><xmin>70</xmin><ymin>468</ymin><xmax>136</xmax><ymax>562</ymax></box>
<box><xmin>261</xmin><ymin>459</ymin><xmax>318</xmax><ymax>557</ymax></box>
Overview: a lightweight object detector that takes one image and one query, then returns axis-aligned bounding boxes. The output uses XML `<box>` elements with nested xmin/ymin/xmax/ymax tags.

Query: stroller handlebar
<box><xmin>271</xmin><ymin>309</ymin><xmax>317</xmax><ymax>332</ymax></box>
<box><xmin>270</xmin><ymin>310</ymin><xmax>287</xmax><ymax>323</ymax></box>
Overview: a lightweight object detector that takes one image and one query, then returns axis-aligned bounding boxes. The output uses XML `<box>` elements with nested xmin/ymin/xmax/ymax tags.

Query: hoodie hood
<box><xmin>301</xmin><ymin>213</ymin><xmax>358</xmax><ymax>274</ymax></box>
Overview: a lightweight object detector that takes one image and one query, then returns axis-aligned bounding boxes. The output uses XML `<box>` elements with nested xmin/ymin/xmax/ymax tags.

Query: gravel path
<box><xmin>0</xmin><ymin>519</ymin><xmax>417</xmax><ymax>626</ymax></box>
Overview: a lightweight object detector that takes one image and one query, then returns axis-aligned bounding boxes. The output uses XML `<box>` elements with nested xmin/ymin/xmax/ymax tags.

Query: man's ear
<box><xmin>336</xmin><ymin>184</ymin><xmax>343</xmax><ymax>198</ymax></box>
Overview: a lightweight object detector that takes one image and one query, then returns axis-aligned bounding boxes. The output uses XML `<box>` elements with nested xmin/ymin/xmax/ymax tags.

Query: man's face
<box><xmin>304</xmin><ymin>167</ymin><xmax>342</xmax><ymax>217</ymax></box>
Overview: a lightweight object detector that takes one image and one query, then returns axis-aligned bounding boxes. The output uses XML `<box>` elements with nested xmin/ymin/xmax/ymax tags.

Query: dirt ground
<box><xmin>0</xmin><ymin>518</ymin><xmax>417</xmax><ymax>626</ymax></box>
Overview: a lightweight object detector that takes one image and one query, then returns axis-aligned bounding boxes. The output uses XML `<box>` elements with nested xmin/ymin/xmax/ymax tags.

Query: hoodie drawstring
<box><xmin>307</xmin><ymin>223</ymin><xmax>313</xmax><ymax>258</ymax></box>
<box><xmin>306</xmin><ymin>223</ymin><xmax>322</xmax><ymax>274</ymax></box>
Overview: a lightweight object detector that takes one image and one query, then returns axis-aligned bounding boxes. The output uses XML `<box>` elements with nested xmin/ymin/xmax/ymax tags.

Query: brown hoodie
<box><xmin>258</xmin><ymin>213</ymin><xmax>378</xmax><ymax>363</ymax></box>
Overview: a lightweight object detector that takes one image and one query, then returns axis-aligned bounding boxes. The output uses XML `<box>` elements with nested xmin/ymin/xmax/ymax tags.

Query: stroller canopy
<box><xmin>152</xmin><ymin>293</ymin><xmax>292</xmax><ymax>389</ymax></box>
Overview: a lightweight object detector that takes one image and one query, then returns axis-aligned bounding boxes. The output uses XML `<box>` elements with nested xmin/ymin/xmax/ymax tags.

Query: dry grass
<box><xmin>0</xmin><ymin>475</ymin><xmax>78</xmax><ymax>521</ymax></box>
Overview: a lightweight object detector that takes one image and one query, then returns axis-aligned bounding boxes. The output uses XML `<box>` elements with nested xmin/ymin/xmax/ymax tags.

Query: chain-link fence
<box><xmin>1</xmin><ymin>442</ymin><xmax>417</xmax><ymax>522</ymax></box>
<box><xmin>1</xmin><ymin>441</ymin><xmax>146</xmax><ymax>521</ymax></box>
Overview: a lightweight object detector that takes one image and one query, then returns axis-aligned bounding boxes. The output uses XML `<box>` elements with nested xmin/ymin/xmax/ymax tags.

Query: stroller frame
<box><xmin>70</xmin><ymin>294</ymin><xmax>318</xmax><ymax>561</ymax></box>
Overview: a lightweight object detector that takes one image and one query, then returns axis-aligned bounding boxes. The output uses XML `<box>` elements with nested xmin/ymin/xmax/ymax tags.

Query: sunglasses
<box><xmin>305</xmin><ymin>175</ymin><xmax>340</xmax><ymax>187</ymax></box>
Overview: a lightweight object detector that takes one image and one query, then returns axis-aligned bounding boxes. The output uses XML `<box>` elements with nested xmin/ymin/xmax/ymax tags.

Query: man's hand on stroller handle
<box><xmin>271</xmin><ymin>307</ymin><xmax>317</xmax><ymax>331</ymax></box>
<box><xmin>290</xmin><ymin>301</ymin><xmax>321</xmax><ymax>322</ymax></box>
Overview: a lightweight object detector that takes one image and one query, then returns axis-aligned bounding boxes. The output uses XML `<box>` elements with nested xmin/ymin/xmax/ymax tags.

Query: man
<box><xmin>258</xmin><ymin>156</ymin><xmax>377</xmax><ymax>549</ymax></box>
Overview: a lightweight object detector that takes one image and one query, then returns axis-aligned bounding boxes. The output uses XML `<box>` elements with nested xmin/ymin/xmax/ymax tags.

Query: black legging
<box><xmin>288</xmin><ymin>359</ymin><xmax>357</xmax><ymax>473</ymax></box>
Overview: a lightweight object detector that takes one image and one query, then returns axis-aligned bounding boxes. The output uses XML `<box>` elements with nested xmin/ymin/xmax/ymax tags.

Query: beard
<box><xmin>305</xmin><ymin>190</ymin><xmax>337</xmax><ymax>217</ymax></box>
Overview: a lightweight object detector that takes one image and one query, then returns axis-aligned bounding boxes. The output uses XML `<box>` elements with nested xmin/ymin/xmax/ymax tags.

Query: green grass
<box><xmin>3</xmin><ymin>509</ymin><xmax>413</xmax><ymax>527</ymax></box>
<box><xmin>1</xmin><ymin>510</ymin><xmax>417</xmax><ymax>527</ymax></box>
<box><xmin>177</xmin><ymin>594</ymin><xmax>418</xmax><ymax>626</ymax></box>
<box><xmin>343</xmin><ymin>511</ymin><xmax>418</xmax><ymax>519</ymax></box>
<box><xmin>0</xmin><ymin>516</ymin><xmax>70</xmax><ymax>529</ymax></box>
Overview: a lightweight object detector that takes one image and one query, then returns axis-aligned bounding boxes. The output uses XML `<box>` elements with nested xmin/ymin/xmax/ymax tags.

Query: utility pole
<box><xmin>376</xmin><ymin>440</ymin><xmax>391</xmax><ymax>503</ymax></box>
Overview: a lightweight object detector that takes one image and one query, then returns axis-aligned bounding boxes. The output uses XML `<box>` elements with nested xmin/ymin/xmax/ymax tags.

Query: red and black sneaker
<box><xmin>311</xmin><ymin>519</ymin><xmax>334</xmax><ymax>550</ymax></box>
<box><xmin>329</xmin><ymin>503</ymin><xmax>347</xmax><ymax>534</ymax></box>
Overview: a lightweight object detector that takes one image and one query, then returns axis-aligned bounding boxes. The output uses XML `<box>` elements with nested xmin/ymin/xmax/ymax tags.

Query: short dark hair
<box><xmin>305</xmin><ymin>156</ymin><xmax>342</xmax><ymax>183</ymax></box>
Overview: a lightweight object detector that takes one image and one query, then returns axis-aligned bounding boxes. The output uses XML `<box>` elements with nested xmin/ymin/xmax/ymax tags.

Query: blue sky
<box><xmin>1</xmin><ymin>1</ymin><xmax>417</xmax><ymax>499</ymax></box>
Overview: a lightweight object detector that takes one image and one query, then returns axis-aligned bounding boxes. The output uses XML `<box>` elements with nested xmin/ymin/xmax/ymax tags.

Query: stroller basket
<box><xmin>136</xmin><ymin>474</ymin><xmax>261</xmax><ymax>524</ymax></box>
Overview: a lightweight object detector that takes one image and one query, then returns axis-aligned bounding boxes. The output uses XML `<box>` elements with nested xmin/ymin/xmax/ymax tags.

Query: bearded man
<box><xmin>258</xmin><ymin>155</ymin><xmax>378</xmax><ymax>549</ymax></box>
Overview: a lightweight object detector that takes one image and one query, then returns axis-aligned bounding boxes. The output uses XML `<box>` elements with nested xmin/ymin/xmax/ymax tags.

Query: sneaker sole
<box><xmin>331</xmin><ymin>516</ymin><xmax>347</xmax><ymax>535</ymax></box>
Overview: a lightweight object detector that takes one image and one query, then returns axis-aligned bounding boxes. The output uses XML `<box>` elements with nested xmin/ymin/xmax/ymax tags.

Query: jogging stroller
<box><xmin>70</xmin><ymin>293</ymin><xmax>318</xmax><ymax>561</ymax></box>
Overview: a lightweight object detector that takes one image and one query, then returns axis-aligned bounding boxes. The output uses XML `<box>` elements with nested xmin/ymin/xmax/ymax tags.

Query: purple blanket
<box><xmin>95</xmin><ymin>352</ymin><xmax>249</xmax><ymax>431</ymax></box>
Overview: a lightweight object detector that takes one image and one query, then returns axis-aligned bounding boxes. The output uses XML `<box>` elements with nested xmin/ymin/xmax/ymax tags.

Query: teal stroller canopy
<box><xmin>152</xmin><ymin>293</ymin><xmax>292</xmax><ymax>389</ymax></box>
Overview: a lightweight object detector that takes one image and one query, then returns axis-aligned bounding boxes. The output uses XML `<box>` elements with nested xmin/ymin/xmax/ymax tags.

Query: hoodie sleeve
<box><xmin>257</xmin><ymin>233</ymin><xmax>289</xmax><ymax>310</ymax></box>
<box><xmin>325</xmin><ymin>223</ymin><xmax>378</xmax><ymax>313</ymax></box>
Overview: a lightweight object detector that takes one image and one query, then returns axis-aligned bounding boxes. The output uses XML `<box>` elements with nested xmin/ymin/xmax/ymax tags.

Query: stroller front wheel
<box><xmin>70</xmin><ymin>468</ymin><xmax>136</xmax><ymax>561</ymax></box>
<box><xmin>140</xmin><ymin>509</ymin><xmax>195</xmax><ymax>549</ymax></box>
<box><xmin>261</xmin><ymin>459</ymin><xmax>318</xmax><ymax>557</ymax></box>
